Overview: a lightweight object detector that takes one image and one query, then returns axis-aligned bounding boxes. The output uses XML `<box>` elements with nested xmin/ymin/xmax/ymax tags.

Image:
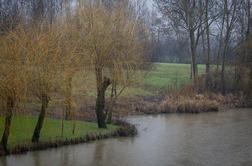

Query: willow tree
<box><xmin>75</xmin><ymin>3</ymin><xmax>146</xmax><ymax>128</ymax></box>
<box><xmin>105</xmin><ymin>9</ymin><xmax>149</xmax><ymax>123</ymax></box>
<box><xmin>59</xmin><ymin>21</ymin><xmax>81</xmax><ymax>121</ymax></box>
<box><xmin>59</xmin><ymin>20</ymin><xmax>84</xmax><ymax>136</ymax></box>
<box><xmin>25</xmin><ymin>24</ymin><xmax>64</xmax><ymax>143</ymax></box>
<box><xmin>0</xmin><ymin>26</ymin><xmax>28</xmax><ymax>154</ymax></box>
<box><xmin>62</xmin><ymin>57</ymin><xmax>79</xmax><ymax>121</ymax></box>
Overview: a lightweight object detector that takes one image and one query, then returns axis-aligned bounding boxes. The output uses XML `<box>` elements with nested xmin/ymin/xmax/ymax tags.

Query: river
<box><xmin>0</xmin><ymin>109</ymin><xmax>252</xmax><ymax>166</ymax></box>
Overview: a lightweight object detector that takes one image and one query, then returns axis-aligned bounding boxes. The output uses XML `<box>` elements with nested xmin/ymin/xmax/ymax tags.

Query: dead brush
<box><xmin>159</xmin><ymin>94</ymin><xmax>219</xmax><ymax>113</ymax></box>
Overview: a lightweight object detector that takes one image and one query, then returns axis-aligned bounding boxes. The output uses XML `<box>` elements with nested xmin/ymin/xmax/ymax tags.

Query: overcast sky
<box><xmin>146</xmin><ymin>0</ymin><xmax>154</xmax><ymax>10</ymax></box>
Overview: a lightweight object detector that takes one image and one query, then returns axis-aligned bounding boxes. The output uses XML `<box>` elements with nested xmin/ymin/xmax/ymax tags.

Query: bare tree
<box><xmin>155</xmin><ymin>0</ymin><xmax>208</xmax><ymax>85</ymax></box>
<box><xmin>220</xmin><ymin>0</ymin><xmax>239</xmax><ymax>94</ymax></box>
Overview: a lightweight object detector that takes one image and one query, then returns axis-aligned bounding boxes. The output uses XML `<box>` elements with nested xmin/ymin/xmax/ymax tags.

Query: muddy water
<box><xmin>0</xmin><ymin>109</ymin><xmax>252</xmax><ymax>166</ymax></box>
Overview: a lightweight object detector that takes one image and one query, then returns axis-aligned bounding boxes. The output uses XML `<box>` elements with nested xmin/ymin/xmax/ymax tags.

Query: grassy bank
<box><xmin>0</xmin><ymin>116</ymin><xmax>118</xmax><ymax>148</ymax></box>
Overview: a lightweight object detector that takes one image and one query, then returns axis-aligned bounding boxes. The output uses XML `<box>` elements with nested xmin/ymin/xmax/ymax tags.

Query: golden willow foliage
<box><xmin>75</xmin><ymin>3</ymin><xmax>147</xmax><ymax>90</ymax></box>
<box><xmin>72</xmin><ymin>3</ymin><xmax>148</xmax><ymax>127</ymax></box>
<box><xmin>26</xmin><ymin>25</ymin><xmax>64</xmax><ymax>100</ymax></box>
<box><xmin>0</xmin><ymin>25</ymin><xmax>31</xmax><ymax>153</ymax></box>
<box><xmin>1</xmin><ymin>23</ymin><xmax>71</xmax><ymax>102</ymax></box>
<box><xmin>0</xmin><ymin>0</ymin><xmax>149</xmax><ymax>151</ymax></box>
<box><xmin>0</xmin><ymin>26</ymin><xmax>29</xmax><ymax>110</ymax></box>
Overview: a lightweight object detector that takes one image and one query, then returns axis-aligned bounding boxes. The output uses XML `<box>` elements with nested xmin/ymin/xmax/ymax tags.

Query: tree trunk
<box><xmin>72</xmin><ymin>120</ymin><xmax>76</xmax><ymax>135</ymax></box>
<box><xmin>0</xmin><ymin>97</ymin><xmax>14</xmax><ymax>154</ymax></box>
<box><xmin>32</xmin><ymin>94</ymin><xmax>49</xmax><ymax>143</ymax></box>
<box><xmin>107</xmin><ymin>109</ymin><xmax>113</xmax><ymax>124</ymax></box>
<box><xmin>221</xmin><ymin>0</ymin><xmax>229</xmax><ymax>94</ymax></box>
<box><xmin>246</xmin><ymin>1</ymin><xmax>251</xmax><ymax>41</ymax></box>
<box><xmin>61</xmin><ymin>110</ymin><xmax>64</xmax><ymax>138</ymax></box>
<box><xmin>205</xmin><ymin>0</ymin><xmax>211</xmax><ymax>89</ymax></box>
<box><xmin>95</xmin><ymin>77</ymin><xmax>111</xmax><ymax>128</ymax></box>
<box><xmin>190</xmin><ymin>63</ymin><xmax>193</xmax><ymax>79</ymax></box>
<box><xmin>95</xmin><ymin>65</ymin><xmax>111</xmax><ymax>128</ymax></box>
<box><xmin>189</xmin><ymin>28</ymin><xmax>198</xmax><ymax>85</ymax></box>
<box><xmin>65</xmin><ymin>76</ymin><xmax>73</xmax><ymax>120</ymax></box>
<box><xmin>249</xmin><ymin>69</ymin><xmax>252</xmax><ymax>97</ymax></box>
<box><xmin>107</xmin><ymin>82</ymin><xmax>116</xmax><ymax>124</ymax></box>
<box><xmin>221</xmin><ymin>31</ymin><xmax>230</xmax><ymax>94</ymax></box>
<box><xmin>216</xmin><ymin>17</ymin><xmax>225</xmax><ymax>73</ymax></box>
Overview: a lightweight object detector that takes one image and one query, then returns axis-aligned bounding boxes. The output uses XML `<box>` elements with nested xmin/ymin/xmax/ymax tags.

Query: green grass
<box><xmin>0</xmin><ymin>116</ymin><xmax>118</xmax><ymax>147</ymax></box>
<box><xmin>131</xmin><ymin>63</ymin><xmax>206</xmax><ymax>96</ymax></box>
<box><xmin>143</xmin><ymin>63</ymin><xmax>206</xmax><ymax>88</ymax></box>
<box><xmin>72</xmin><ymin>63</ymin><xmax>207</xmax><ymax>97</ymax></box>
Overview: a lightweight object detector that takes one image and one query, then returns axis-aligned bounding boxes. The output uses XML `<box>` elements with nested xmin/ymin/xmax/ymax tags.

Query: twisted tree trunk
<box><xmin>95</xmin><ymin>68</ymin><xmax>111</xmax><ymax>128</ymax></box>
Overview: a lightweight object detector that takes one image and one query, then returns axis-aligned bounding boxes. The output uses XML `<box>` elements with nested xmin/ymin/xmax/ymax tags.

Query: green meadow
<box><xmin>72</xmin><ymin>63</ymin><xmax>207</xmax><ymax>97</ymax></box>
<box><xmin>128</xmin><ymin>63</ymin><xmax>206</xmax><ymax>96</ymax></box>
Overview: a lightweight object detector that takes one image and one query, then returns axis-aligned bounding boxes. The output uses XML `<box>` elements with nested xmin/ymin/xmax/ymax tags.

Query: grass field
<box><xmin>72</xmin><ymin>63</ymin><xmax>207</xmax><ymax>97</ymax></box>
<box><xmin>0</xmin><ymin>63</ymin><xmax>206</xmax><ymax>147</ymax></box>
<box><xmin>143</xmin><ymin>63</ymin><xmax>205</xmax><ymax>88</ymax></box>
<box><xmin>0</xmin><ymin>116</ymin><xmax>118</xmax><ymax>147</ymax></box>
<box><xmin>129</xmin><ymin>63</ymin><xmax>206</xmax><ymax>96</ymax></box>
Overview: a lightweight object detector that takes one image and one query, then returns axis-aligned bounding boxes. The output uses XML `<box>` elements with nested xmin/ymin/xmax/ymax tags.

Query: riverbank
<box><xmin>131</xmin><ymin>92</ymin><xmax>251</xmax><ymax>115</ymax></box>
<box><xmin>1</xmin><ymin>109</ymin><xmax>251</xmax><ymax>166</ymax></box>
<box><xmin>0</xmin><ymin>117</ymin><xmax>137</xmax><ymax>156</ymax></box>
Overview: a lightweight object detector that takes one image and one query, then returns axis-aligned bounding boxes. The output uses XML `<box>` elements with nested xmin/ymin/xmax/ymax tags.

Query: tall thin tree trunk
<box><xmin>221</xmin><ymin>0</ymin><xmax>229</xmax><ymax>94</ymax></box>
<box><xmin>61</xmin><ymin>110</ymin><xmax>64</xmax><ymax>137</ymax></box>
<box><xmin>0</xmin><ymin>97</ymin><xmax>14</xmax><ymax>154</ymax></box>
<box><xmin>205</xmin><ymin>0</ymin><xmax>211</xmax><ymax>89</ymax></box>
<box><xmin>221</xmin><ymin>31</ymin><xmax>229</xmax><ymax>94</ymax></box>
<box><xmin>32</xmin><ymin>94</ymin><xmax>49</xmax><ymax>143</ymax></box>
<box><xmin>246</xmin><ymin>0</ymin><xmax>251</xmax><ymax>41</ymax></box>
<box><xmin>249</xmin><ymin>69</ymin><xmax>252</xmax><ymax>97</ymax></box>
<box><xmin>189</xmin><ymin>28</ymin><xmax>198</xmax><ymax>85</ymax></box>
<box><xmin>65</xmin><ymin>76</ymin><xmax>73</xmax><ymax>120</ymax></box>
<box><xmin>216</xmin><ymin>11</ymin><xmax>225</xmax><ymax>73</ymax></box>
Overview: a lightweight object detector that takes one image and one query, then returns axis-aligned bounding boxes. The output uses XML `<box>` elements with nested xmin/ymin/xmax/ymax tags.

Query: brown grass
<box><xmin>130</xmin><ymin>82</ymin><xmax>251</xmax><ymax>115</ymax></box>
<box><xmin>159</xmin><ymin>94</ymin><xmax>219</xmax><ymax>113</ymax></box>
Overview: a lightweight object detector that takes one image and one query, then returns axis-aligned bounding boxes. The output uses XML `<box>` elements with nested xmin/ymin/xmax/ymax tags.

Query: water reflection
<box><xmin>33</xmin><ymin>152</ymin><xmax>41</xmax><ymax>166</ymax></box>
<box><xmin>91</xmin><ymin>142</ymin><xmax>105</xmax><ymax>166</ymax></box>
<box><xmin>0</xmin><ymin>109</ymin><xmax>252</xmax><ymax>166</ymax></box>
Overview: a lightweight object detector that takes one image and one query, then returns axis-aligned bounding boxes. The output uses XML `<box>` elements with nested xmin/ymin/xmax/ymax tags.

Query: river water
<box><xmin>0</xmin><ymin>109</ymin><xmax>252</xmax><ymax>166</ymax></box>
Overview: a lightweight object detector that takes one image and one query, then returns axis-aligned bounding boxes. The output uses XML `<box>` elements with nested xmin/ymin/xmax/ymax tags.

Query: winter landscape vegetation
<box><xmin>0</xmin><ymin>0</ymin><xmax>252</xmax><ymax>166</ymax></box>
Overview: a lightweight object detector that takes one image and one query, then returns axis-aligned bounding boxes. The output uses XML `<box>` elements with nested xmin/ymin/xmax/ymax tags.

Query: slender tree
<box><xmin>27</xmin><ymin>24</ymin><xmax>64</xmax><ymax>143</ymax></box>
<box><xmin>155</xmin><ymin>0</ymin><xmax>208</xmax><ymax>84</ymax></box>
<box><xmin>221</xmin><ymin>0</ymin><xmax>239</xmax><ymax>94</ymax></box>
